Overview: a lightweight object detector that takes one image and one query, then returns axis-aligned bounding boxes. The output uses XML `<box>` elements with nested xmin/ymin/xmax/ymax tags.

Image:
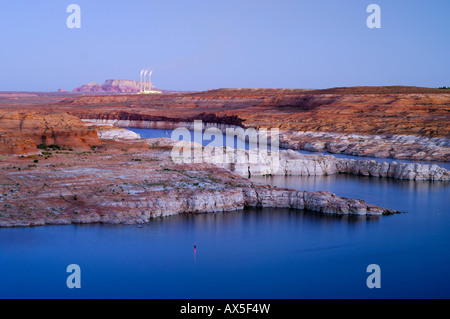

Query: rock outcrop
<box><xmin>244</xmin><ymin>187</ymin><xmax>397</xmax><ymax>216</ymax></box>
<box><xmin>169</xmin><ymin>140</ymin><xmax>450</xmax><ymax>181</ymax></box>
<box><xmin>280</xmin><ymin>131</ymin><xmax>449</xmax><ymax>162</ymax></box>
<box><xmin>82</xmin><ymin>120</ymin><xmax>141</xmax><ymax>140</ymax></box>
<box><xmin>230</xmin><ymin>150</ymin><xmax>450</xmax><ymax>181</ymax></box>
<box><xmin>73</xmin><ymin>80</ymin><xmax>138</xmax><ymax>93</ymax></box>
<box><xmin>0</xmin><ymin>111</ymin><xmax>100</xmax><ymax>155</ymax></box>
<box><xmin>96</xmin><ymin>128</ymin><xmax>141</xmax><ymax>140</ymax></box>
<box><xmin>0</xmin><ymin>138</ymin><xmax>401</xmax><ymax>228</ymax></box>
<box><xmin>0</xmin><ymin>185</ymin><xmax>397</xmax><ymax>227</ymax></box>
<box><xmin>0</xmin><ymin>130</ymin><xmax>37</xmax><ymax>155</ymax></box>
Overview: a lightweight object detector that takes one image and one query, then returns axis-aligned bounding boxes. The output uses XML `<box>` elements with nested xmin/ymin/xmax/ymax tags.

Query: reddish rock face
<box><xmin>47</xmin><ymin>86</ymin><xmax>450</xmax><ymax>138</ymax></box>
<box><xmin>0</xmin><ymin>131</ymin><xmax>37</xmax><ymax>155</ymax></box>
<box><xmin>0</xmin><ymin>111</ymin><xmax>100</xmax><ymax>155</ymax></box>
<box><xmin>0</xmin><ymin>86</ymin><xmax>448</xmax><ymax>159</ymax></box>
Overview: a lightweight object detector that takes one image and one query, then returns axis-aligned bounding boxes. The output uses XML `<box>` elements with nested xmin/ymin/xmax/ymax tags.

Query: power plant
<box><xmin>139</xmin><ymin>69</ymin><xmax>162</xmax><ymax>94</ymax></box>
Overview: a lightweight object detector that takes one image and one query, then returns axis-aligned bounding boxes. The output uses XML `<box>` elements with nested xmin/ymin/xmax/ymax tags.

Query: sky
<box><xmin>0</xmin><ymin>0</ymin><xmax>449</xmax><ymax>92</ymax></box>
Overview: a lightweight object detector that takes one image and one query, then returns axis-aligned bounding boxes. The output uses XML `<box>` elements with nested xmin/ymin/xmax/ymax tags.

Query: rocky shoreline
<box><xmin>229</xmin><ymin>149</ymin><xmax>449</xmax><ymax>181</ymax></box>
<box><xmin>0</xmin><ymin>186</ymin><xmax>400</xmax><ymax>228</ymax></box>
<box><xmin>83</xmin><ymin>123</ymin><xmax>449</xmax><ymax>181</ymax></box>
<box><xmin>156</xmin><ymin>137</ymin><xmax>450</xmax><ymax>181</ymax></box>
<box><xmin>0</xmin><ymin>138</ymin><xmax>402</xmax><ymax>228</ymax></box>
<box><xmin>88</xmin><ymin>125</ymin><xmax>449</xmax><ymax>181</ymax></box>
<box><xmin>280</xmin><ymin>131</ymin><xmax>449</xmax><ymax>162</ymax></box>
<box><xmin>82</xmin><ymin>120</ymin><xmax>141</xmax><ymax>140</ymax></box>
<box><xmin>84</xmin><ymin>118</ymin><xmax>450</xmax><ymax>163</ymax></box>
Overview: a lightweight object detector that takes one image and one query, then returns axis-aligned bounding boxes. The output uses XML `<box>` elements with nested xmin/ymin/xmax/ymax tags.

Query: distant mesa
<box><xmin>69</xmin><ymin>79</ymin><xmax>190</xmax><ymax>94</ymax></box>
<box><xmin>73</xmin><ymin>79</ymin><xmax>151</xmax><ymax>93</ymax></box>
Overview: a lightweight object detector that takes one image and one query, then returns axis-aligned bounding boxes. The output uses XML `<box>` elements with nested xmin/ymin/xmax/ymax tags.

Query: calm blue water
<box><xmin>0</xmin><ymin>128</ymin><xmax>449</xmax><ymax>299</ymax></box>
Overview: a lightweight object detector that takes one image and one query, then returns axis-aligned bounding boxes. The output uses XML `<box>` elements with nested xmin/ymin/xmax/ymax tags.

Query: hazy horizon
<box><xmin>1</xmin><ymin>84</ymin><xmax>448</xmax><ymax>94</ymax></box>
<box><xmin>1</xmin><ymin>0</ymin><xmax>449</xmax><ymax>92</ymax></box>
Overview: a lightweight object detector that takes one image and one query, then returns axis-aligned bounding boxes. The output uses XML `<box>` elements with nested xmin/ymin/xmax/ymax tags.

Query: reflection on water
<box><xmin>0</xmin><ymin>207</ymin><xmax>384</xmax><ymax>299</ymax></box>
<box><xmin>250</xmin><ymin>174</ymin><xmax>449</xmax><ymax>214</ymax></box>
<box><xmin>251</xmin><ymin>174</ymin><xmax>448</xmax><ymax>196</ymax></box>
<box><xmin>1</xmin><ymin>188</ymin><xmax>449</xmax><ymax>299</ymax></box>
<box><xmin>181</xmin><ymin>206</ymin><xmax>381</xmax><ymax>229</ymax></box>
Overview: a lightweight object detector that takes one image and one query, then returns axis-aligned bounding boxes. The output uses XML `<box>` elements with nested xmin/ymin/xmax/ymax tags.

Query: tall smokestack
<box><xmin>139</xmin><ymin>69</ymin><xmax>145</xmax><ymax>93</ymax></box>
<box><xmin>148</xmin><ymin>70</ymin><xmax>153</xmax><ymax>91</ymax></box>
<box><xmin>143</xmin><ymin>70</ymin><xmax>148</xmax><ymax>92</ymax></box>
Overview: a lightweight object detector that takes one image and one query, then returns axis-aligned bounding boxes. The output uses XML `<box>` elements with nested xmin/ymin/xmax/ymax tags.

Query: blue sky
<box><xmin>0</xmin><ymin>0</ymin><xmax>449</xmax><ymax>91</ymax></box>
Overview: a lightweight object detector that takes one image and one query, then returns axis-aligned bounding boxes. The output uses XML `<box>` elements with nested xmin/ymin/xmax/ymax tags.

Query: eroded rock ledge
<box><xmin>0</xmin><ymin>187</ymin><xmax>399</xmax><ymax>228</ymax></box>
<box><xmin>0</xmin><ymin>138</ymin><xmax>401</xmax><ymax>228</ymax></box>
<box><xmin>83</xmin><ymin>118</ymin><xmax>449</xmax><ymax>162</ymax></box>
<box><xmin>82</xmin><ymin>120</ymin><xmax>141</xmax><ymax>140</ymax></box>
<box><xmin>232</xmin><ymin>150</ymin><xmax>449</xmax><ymax>181</ymax></box>
<box><xmin>167</xmin><ymin>140</ymin><xmax>450</xmax><ymax>181</ymax></box>
<box><xmin>280</xmin><ymin>131</ymin><xmax>449</xmax><ymax>162</ymax></box>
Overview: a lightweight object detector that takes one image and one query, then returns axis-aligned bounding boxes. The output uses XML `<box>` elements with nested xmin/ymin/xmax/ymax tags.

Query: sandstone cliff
<box><xmin>2</xmin><ymin>87</ymin><xmax>448</xmax><ymax>161</ymax></box>
<box><xmin>0</xmin><ymin>111</ymin><xmax>100</xmax><ymax>155</ymax></box>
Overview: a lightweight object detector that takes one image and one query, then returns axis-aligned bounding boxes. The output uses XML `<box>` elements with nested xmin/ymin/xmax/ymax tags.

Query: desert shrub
<box><xmin>37</xmin><ymin>144</ymin><xmax>48</xmax><ymax>150</ymax></box>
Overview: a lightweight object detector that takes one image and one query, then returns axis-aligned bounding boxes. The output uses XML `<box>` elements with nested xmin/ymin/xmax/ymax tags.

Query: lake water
<box><xmin>0</xmin><ymin>128</ymin><xmax>448</xmax><ymax>299</ymax></box>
